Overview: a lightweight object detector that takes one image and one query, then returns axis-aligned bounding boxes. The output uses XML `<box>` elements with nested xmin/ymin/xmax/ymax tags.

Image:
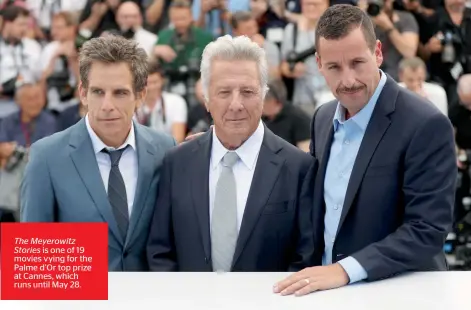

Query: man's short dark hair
<box><xmin>398</xmin><ymin>57</ymin><xmax>426</xmax><ymax>73</ymax></box>
<box><xmin>315</xmin><ymin>4</ymin><xmax>376</xmax><ymax>54</ymax></box>
<box><xmin>266</xmin><ymin>79</ymin><xmax>287</xmax><ymax>105</ymax></box>
<box><xmin>79</xmin><ymin>35</ymin><xmax>148</xmax><ymax>93</ymax></box>
<box><xmin>230</xmin><ymin>11</ymin><xmax>254</xmax><ymax>30</ymax></box>
<box><xmin>1</xmin><ymin>5</ymin><xmax>29</xmax><ymax>22</ymax></box>
<box><xmin>148</xmin><ymin>60</ymin><xmax>164</xmax><ymax>76</ymax></box>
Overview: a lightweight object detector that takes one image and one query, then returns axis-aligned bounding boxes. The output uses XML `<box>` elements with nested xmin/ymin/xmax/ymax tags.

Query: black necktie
<box><xmin>102</xmin><ymin>145</ymin><xmax>129</xmax><ymax>240</ymax></box>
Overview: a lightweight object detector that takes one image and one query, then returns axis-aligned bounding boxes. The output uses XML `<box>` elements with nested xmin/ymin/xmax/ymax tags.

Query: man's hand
<box><xmin>0</xmin><ymin>142</ymin><xmax>17</xmax><ymax>161</ymax></box>
<box><xmin>154</xmin><ymin>45</ymin><xmax>177</xmax><ymax>62</ymax></box>
<box><xmin>91</xmin><ymin>2</ymin><xmax>108</xmax><ymax>17</ymax></box>
<box><xmin>372</xmin><ymin>12</ymin><xmax>394</xmax><ymax>31</ymax></box>
<box><xmin>273</xmin><ymin>264</ymin><xmax>350</xmax><ymax>296</ymax></box>
<box><xmin>426</xmin><ymin>35</ymin><xmax>443</xmax><ymax>53</ymax></box>
<box><xmin>293</xmin><ymin>62</ymin><xmax>306</xmax><ymax>78</ymax></box>
<box><xmin>251</xmin><ymin>33</ymin><xmax>264</xmax><ymax>47</ymax></box>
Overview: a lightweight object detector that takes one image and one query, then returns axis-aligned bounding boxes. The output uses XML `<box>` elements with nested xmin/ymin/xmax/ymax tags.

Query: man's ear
<box><xmin>316</xmin><ymin>52</ymin><xmax>322</xmax><ymax>71</ymax></box>
<box><xmin>204</xmin><ymin>96</ymin><xmax>210</xmax><ymax>112</ymax></box>
<box><xmin>375</xmin><ymin>40</ymin><xmax>383</xmax><ymax>67</ymax></box>
<box><xmin>135</xmin><ymin>88</ymin><xmax>147</xmax><ymax>110</ymax></box>
<box><xmin>78</xmin><ymin>82</ymin><xmax>88</xmax><ymax>107</ymax></box>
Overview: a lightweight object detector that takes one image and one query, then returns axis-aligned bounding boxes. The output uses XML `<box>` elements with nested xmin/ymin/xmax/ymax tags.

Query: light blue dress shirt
<box><xmin>323</xmin><ymin>71</ymin><xmax>387</xmax><ymax>283</ymax></box>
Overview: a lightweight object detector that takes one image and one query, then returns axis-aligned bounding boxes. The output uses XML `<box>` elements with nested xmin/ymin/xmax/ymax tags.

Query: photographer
<box><xmin>0</xmin><ymin>140</ymin><xmax>27</xmax><ymax>222</ymax></box>
<box><xmin>358</xmin><ymin>0</ymin><xmax>419</xmax><ymax>81</ymax></box>
<box><xmin>251</xmin><ymin>0</ymin><xmax>302</xmax><ymax>42</ymax></box>
<box><xmin>231</xmin><ymin>11</ymin><xmax>281</xmax><ymax>79</ymax></box>
<box><xmin>192</xmin><ymin>0</ymin><xmax>250</xmax><ymax>37</ymax></box>
<box><xmin>135</xmin><ymin>60</ymin><xmax>188</xmax><ymax>143</ymax></box>
<box><xmin>153</xmin><ymin>0</ymin><xmax>213</xmax><ymax>107</ymax></box>
<box><xmin>280</xmin><ymin>0</ymin><xmax>330</xmax><ymax>116</ymax></box>
<box><xmin>115</xmin><ymin>1</ymin><xmax>157</xmax><ymax>56</ymax></box>
<box><xmin>449</xmin><ymin>74</ymin><xmax>471</xmax><ymax>255</ymax></box>
<box><xmin>38</xmin><ymin>11</ymin><xmax>79</xmax><ymax>113</ymax></box>
<box><xmin>26</xmin><ymin>0</ymin><xmax>87</xmax><ymax>40</ymax></box>
<box><xmin>78</xmin><ymin>0</ymin><xmax>140</xmax><ymax>39</ymax></box>
<box><xmin>420</xmin><ymin>0</ymin><xmax>471</xmax><ymax>104</ymax></box>
<box><xmin>0</xmin><ymin>5</ymin><xmax>42</xmax><ymax>118</ymax></box>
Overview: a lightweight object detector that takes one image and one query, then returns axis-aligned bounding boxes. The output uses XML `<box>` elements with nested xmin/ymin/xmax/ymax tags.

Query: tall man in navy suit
<box><xmin>274</xmin><ymin>5</ymin><xmax>456</xmax><ymax>295</ymax></box>
<box><xmin>20</xmin><ymin>35</ymin><xmax>176</xmax><ymax>271</ymax></box>
<box><xmin>146</xmin><ymin>35</ymin><xmax>316</xmax><ymax>272</ymax></box>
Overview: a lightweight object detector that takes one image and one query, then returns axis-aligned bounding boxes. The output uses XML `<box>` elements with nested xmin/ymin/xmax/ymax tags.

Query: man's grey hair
<box><xmin>458</xmin><ymin>74</ymin><xmax>471</xmax><ymax>94</ymax></box>
<box><xmin>200</xmin><ymin>35</ymin><xmax>269</xmax><ymax>101</ymax></box>
<box><xmin>79</xmin><ymin>35</ymin><xmax>148</xmax><ymax>94</ymax></box>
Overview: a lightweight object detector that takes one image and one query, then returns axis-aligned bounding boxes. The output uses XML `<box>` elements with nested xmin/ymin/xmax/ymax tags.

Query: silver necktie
<box><xmin>211</xmin><ymin>151</ymin><xmax>239</xmax><ymax>272</ymax></box>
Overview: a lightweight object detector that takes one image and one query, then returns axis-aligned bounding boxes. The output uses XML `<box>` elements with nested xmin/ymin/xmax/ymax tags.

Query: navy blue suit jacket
<box><xmin>309</xmin><ymin>76</ymin><xmax>456</xmax><ymax>281</ymax></box>
<box><xmin>147</xmin><ymin>126</ymin><xmax>317</xmax><ymax>272</ymax></box>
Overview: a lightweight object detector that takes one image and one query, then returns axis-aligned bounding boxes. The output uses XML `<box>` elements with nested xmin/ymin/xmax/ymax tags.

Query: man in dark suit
<box><xmin>21</xmin><ymin>36</ymin><xmax>176</xmax><ymax>271</ymax></box>
<box><xmin>146</xmin><ymin>35</ymin><xmax>316</xmax><ymax>272</ymax></box>
<box><xmin>274</xmin><ymin>5</ymin><xmax>456</xmax><ymax>295</ymax></box>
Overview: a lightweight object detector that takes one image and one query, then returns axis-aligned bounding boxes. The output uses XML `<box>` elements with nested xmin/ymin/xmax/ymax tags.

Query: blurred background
<box><xmin>0</xmin><ymin>0</ymin><xmax>471</xmax><ymax>271</ymax></box>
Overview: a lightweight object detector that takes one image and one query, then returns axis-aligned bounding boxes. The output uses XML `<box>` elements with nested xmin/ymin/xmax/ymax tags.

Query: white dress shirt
<box><xmin>85</xmin><ymin>115</ymin><xmax>138</xmax><ymax>216</ymax></box>
<box><xmin>209</xmin><ymin>121</ymin><xmax>264</xmax><ymax>232</ymax></box>
<box><xmin>398</xmin><ymin>82</ymin><xmax>448</xmax><ymax>116</ymax></box>
<box><xmin>134</xmin><ymin>28</ymin><xmax>158</xmax><ymax>56</ymax></box>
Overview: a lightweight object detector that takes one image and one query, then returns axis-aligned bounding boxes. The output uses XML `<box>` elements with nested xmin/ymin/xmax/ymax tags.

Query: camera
<box><xmin>163</xmin><ymin>50</ymin><xmax>201</xmax><ymax>107</ymax></box>
<box><xmin>367</xmin><ymin>0</ymin><xmax>384</xmax><ymax>16</ymax></box>
<box><xmin>4</xmin><ymin>144</ymin><xmax>27</xmax><ymax>172</ymax></box>
<box><xmin>1</xmin><ymin>77</ymin><xmax>18</xmax><ymax>97</ymax></box>
<box><xmin>286</xmin><ymin>46</ymin><xmax>317</xmax><ymax>72</ymax></box>
<box><xmin>437</xmin><ymin>31</ymin><xmax>463</xmax><ymax>64</ymax></box>
<box><xmin>161</xmin><ymin>29</ymin><xmax>201</xmax><ymax>107</ymax></box>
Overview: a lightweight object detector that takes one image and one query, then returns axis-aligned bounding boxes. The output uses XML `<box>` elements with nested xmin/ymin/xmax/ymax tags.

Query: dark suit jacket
<box><xmin>147</xmin><ymin>126</ymin><xmax>317</xmax><ymax>272</ymax></box>
<box><xmin>310</xmin><ymin>75</ymin><xmax>456</xmax><ymax>281</ymax></box>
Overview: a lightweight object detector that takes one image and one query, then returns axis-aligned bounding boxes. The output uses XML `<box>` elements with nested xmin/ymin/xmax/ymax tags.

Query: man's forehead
<box><xmin>88</xmin><ymin>83</ymin><xmax>133</xmax><ymax>90</ymax></box>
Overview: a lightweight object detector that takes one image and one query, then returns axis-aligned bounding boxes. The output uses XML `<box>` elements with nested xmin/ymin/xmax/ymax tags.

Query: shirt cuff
<box><xmin>338</xmin><ymin>256</ymin><xmax>368</xmax><ymax>284</ymax></box>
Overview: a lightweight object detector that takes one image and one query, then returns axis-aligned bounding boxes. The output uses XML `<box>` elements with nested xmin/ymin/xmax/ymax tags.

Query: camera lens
<box><xmin>367</xmin><ymin>4</ymin><xmax>381</xmax><ymax>16</ymax></box>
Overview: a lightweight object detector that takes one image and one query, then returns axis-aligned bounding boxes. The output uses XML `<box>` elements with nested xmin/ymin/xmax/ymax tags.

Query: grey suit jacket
<box><xmin>20</xmin><ymin>118</ymin><xmax>176</xmax><ymax>271</ymax></box>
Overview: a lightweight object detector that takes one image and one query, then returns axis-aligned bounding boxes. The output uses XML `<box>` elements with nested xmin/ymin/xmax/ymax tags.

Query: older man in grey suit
<box><xmin>20</xmin><ymin>35</ymin><xmax>175</xmax><ymax>271</ymax></box>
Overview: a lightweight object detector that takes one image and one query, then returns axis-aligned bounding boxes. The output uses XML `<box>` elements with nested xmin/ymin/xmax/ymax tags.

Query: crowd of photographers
<box><xmin>0</xmin><ymin>0</ymin><xmax>471</xmax><ymax>266</ymax></box>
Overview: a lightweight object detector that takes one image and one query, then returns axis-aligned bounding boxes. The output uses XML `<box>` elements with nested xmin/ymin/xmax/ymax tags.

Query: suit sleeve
<box><xmin>20</xmin><ymin>142</ymin><xmax>56</xmax><ymax>222</ymax></box>
<box><xmin>289</xmin><ymin>157</ymin><xmax>318</xmax><ymax>271</ymax></box>
<box><xmin>146</xmin><ymin>152</ymin><xmax>178</xmax><ymax>271</ymax></box>
<box><xmin>352</xmin><ymin>112</ymin><xmax>456</xmax><ymax>281</ymax></box>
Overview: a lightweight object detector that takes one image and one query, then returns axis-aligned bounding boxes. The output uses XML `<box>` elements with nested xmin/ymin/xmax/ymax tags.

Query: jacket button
<box><xmin>123</xmin><ymin>251</ymin><xmax>129</xmax><ymax>258</ymax></box>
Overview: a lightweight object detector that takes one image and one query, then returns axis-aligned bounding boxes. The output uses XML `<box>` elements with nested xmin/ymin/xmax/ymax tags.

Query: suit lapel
<box><xmin>191</xmin><ymin>131</ymin><xmax>212</xmax><ymax>260</ymax></box>
<box><xmin>336</xmin><ymin>77</ymin><xmax>398</xmax><ymax>236</ymax></box>
<box><xmin>69</xmin><ymin>119</ymin><xmax>124</xmax><ymax>246</ymax></box>
<box><xmin>125</xmin><ymin>124</ymin><xmax>159</xmax><ymax>247</ymax></box>
<box><xmin>314</xmin><ymin>104</ymin><xmax>336</xmax><ymax>218</ymax></box>
<box><xmin>232</xmin><ymin>129</ymin><xmax>284</xmax><ymax>268</ymax></box>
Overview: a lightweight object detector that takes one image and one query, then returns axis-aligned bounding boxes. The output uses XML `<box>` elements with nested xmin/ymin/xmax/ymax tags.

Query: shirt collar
<box><xmin>211</xmin><ymin>120</ymin><xmax>264</xmax><ymax>171</ymax></box>
<box><xmin>333</xmin><ymin>70</ymin><xmax>387</xmax><ymax>132</ymax></box>
<box><xmin>85</xmin><ymin>114</ymin><xmax>136</xmax><ymax>154</ymax></box>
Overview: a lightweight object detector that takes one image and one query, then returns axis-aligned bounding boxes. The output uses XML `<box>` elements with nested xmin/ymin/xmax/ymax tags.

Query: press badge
<box><xmin>451</xmin><ymin>62</ymin><xmax>463</xmax><ymax>81</ymax></box>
